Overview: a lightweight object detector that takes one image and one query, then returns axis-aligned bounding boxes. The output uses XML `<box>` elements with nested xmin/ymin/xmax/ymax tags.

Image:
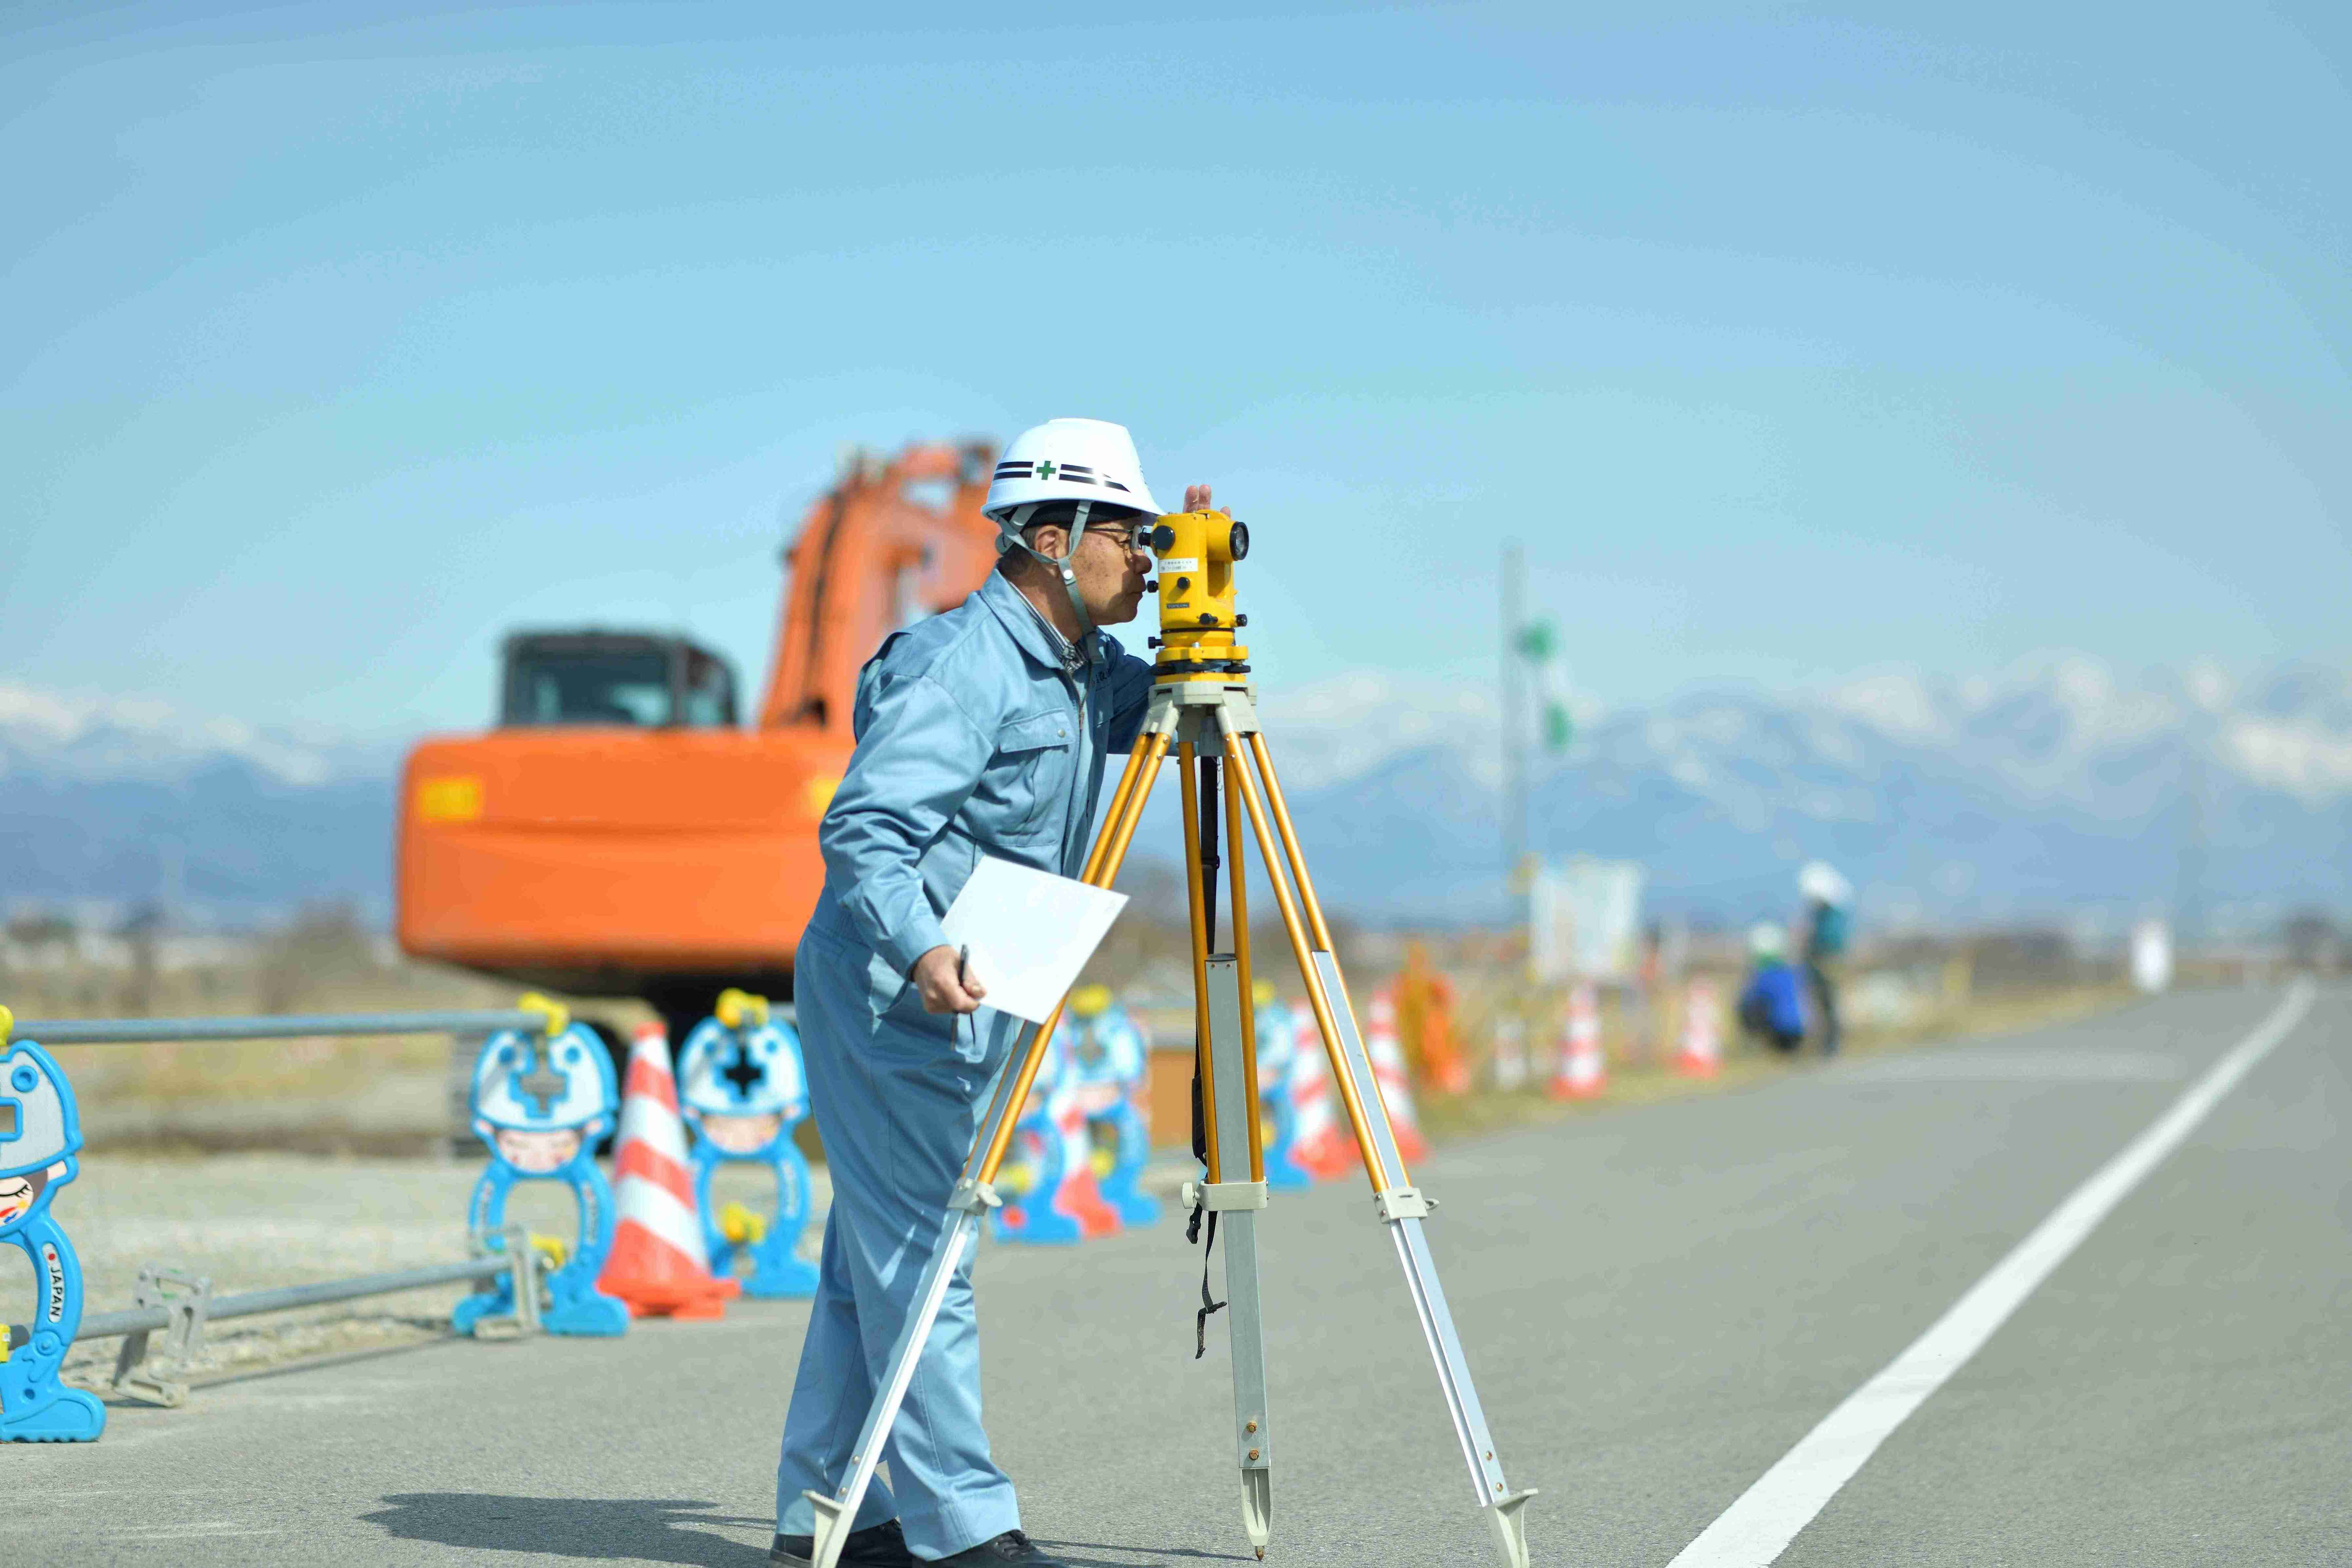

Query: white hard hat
<box><xmin>1798</xmin><ymin>862</ymin><xmax>1852</xmax><ymax>906</ymax></box>
<box><xmin>984</xmin><ymin>418</ymin><xmax>1161</xmax><ymax>521</ymax></box>
<box><xmin>1748</xmin><ymin>922</ymin><xmax>1787</xmax><ymax>960</ymax></box>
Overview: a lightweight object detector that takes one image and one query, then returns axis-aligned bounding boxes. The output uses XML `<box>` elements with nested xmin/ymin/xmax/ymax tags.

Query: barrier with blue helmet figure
<box><xmin>990</xmin><ymin>1018</ymin><xmax>1122</xmax><ymax>1244</ymax></box>
<box><xmin>677</xmin><ymin>989</ymin><xmax>819</xmax><ymax>1298</ymax></box>
<box><xmin>0</xmin><ymin>1007</ymin><xmax>106</xmax><ymax>1442</ymax></box>
<box><xmin>455</xmin><ymin>999</ymin><xmax>630</xmax><ymax>1337</ymax></box>
<box><xmin>1067</xmin><ymin>986</ymin><xmax>1161</xmax><ymax>1227</ymax></box>
<box><xmin>1251</xmin><ymin>981</ymin><xmax>1314</xmax><ymax>1190</ymax></box>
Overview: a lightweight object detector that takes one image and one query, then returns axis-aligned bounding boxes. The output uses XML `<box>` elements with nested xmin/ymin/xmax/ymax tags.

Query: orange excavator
<box><xmin>396</xmin><ymin>440</ymin><xmax>1001</xmax><ymax>1036</ymax></box>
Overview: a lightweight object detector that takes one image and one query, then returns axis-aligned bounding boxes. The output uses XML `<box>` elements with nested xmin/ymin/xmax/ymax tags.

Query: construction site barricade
<box><xmin>460</xmin><ymin>1020</ymin><xmax>631</xmax><ymax>1336</ymax></box>
<box><xmin>1252</xmin><ymin>994</ymin><xmax>1315</xmax><ymax>1190</ymax></box>
<box><xmin>0</xmin><ymin>1012</ymin><xmax>106</xmax><ymax>1442</ymax></box>
<box><xmin>677</xmin><ymin>990</ymin><xmax>820</xmax><ymax>1298</ymax></box>
<box><xmin>991</xmin><ymin>1017</ymin><xmax>1120</xmax><ymax>1245</ymax></box>
<box><xmin>1069</xmin><ymin>999</ymin><xmax>1160</xmax><ymax>1228</ymax></box>
<box><xmin>599</xmin><ymin>1022</ymin><xmax>741</xmax><ymax>1320</ymax></box>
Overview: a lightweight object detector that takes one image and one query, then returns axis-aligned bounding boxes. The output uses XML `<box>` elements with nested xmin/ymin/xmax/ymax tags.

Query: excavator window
<box><xmin>500</xmin><ymin>633</ymin><xmax>739</xmax><ymax>729</ymax></box>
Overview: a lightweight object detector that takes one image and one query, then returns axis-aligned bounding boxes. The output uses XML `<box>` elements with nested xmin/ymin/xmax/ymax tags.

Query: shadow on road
<box><xmin>1033</xmin><ymin>1540</ymin><xmax>1259</xmax><ymax>1566</ymax></box>
<box><xmin>362</xmin><ymin>1494</ymin><xmax>771</xmax><ymax>1564</ymax></box>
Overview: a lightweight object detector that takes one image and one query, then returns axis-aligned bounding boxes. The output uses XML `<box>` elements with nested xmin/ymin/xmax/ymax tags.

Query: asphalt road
<box><xmin>21</xmin><ymin>984</ymin><xmax>2347</xmax><ymax>1567</ymax></box>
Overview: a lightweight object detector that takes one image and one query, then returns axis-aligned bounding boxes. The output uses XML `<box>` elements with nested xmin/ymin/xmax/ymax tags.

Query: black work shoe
<box><xmin>770</xmin><ymin>1519</ymin><xmax>917</xmax><ymax>1566</ymax></box>
<box><xmin>931</xmin><ymin>1530</ymin><xmax>1070</xmax><ymax>1567</ymax></box>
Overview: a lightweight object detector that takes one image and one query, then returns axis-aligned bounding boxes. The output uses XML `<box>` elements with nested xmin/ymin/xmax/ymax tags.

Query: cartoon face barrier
<box><xmin>0</xmin><ymin>1013</ymin><xmax>106</xmax><ymax>1442</ymax></box>
<box><xmin>677</xmin><ymin>991</ymin><xmax>819</xmax><ymax>1298</ymax></box>
<box><xmin>990</xmin><ymin>1019</ymin><xmax>1119</xmax><ymax>1245</ymax></box>
<box><xmin>1064</xmin><ymin>989</ymin><xmax>1161</xmax><ymax>1227</ymax></box>
<box><xmin>1250</xmin><ymin>984</ymin><xmax>1315</xmax><ymax>1191</ymax></box>
<box><xmin>455</xmin><ymin>1021</ymin><xmax>629</xmax><ymax>1337</ymax></box>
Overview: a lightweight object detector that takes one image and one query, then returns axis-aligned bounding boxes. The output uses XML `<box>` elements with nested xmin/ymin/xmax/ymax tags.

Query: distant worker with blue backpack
<box><xmin>1738</xmin><ymin>923</ymin><xmax>1809</xmax><ymax>1053</ymax></box>
<box><xmin>1798</xmin><ymin>861</ymin><xmax>1853</xmax><ymax>1056</ymax></box>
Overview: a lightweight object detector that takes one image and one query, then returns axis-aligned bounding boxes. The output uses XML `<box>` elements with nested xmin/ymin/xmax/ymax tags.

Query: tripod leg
<box><xmin>1218</xmin><ymin>770</ymin><xmax>1277</xmax><ymax>1554</ymax></box>
<box><xmin>805</xmin><ymin>732</ymin><xmax>1169</xmax><ymax>1568</ymax></box>
<box><xmin>1202</xmin><ymin>955</ymin><xmax>1274</xmax><ymax>1559</ymax></box>
<box><xmin>1222</xmin><ymin>716</ymin><xmax>1536</xmax><ymax>1568</ymax></box>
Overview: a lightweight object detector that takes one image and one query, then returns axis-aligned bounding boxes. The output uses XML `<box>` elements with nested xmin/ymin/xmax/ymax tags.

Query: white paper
<box><xmin>938</xmin><ymin>856</ymin><xmax>1130</xmax><ymax>1024</ymax></box>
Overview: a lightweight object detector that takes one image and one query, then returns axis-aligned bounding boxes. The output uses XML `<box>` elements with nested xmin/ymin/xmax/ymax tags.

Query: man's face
<box><xmin>1035</xmin><ymin>517</ymin><xmax>1152</xmax><ymax>627</ymax></box>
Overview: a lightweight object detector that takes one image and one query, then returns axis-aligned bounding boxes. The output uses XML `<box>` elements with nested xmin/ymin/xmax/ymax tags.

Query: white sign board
<box><xmin>1529</xmin><ymin>857</ymin><xmax>1646</xmax><ymax>983</ymax></box>
<box><xmin>939</xmin><ymin>856</ymin><xmax>1130</xmax><ymax>1024</ymax></box>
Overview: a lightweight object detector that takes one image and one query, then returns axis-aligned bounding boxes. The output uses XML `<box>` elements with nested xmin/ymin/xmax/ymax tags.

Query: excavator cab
<box><xmin>500</xmin><ymin>631</ymin><xmax>738</xmax><ymax>730</ymax></box>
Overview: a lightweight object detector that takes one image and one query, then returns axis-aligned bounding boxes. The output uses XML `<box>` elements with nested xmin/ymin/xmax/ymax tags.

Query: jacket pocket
<box><xmin>985</xmin><ymin>710</ymin><xmax>1075</xmax><ymax>840</ymax></box>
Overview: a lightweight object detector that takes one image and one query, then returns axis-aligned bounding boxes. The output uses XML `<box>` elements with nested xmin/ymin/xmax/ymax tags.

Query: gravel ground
<box><xmin>26</xmin><ymin>1151</ymin><xmax>841</xmax><ymax>1391</ymax></box>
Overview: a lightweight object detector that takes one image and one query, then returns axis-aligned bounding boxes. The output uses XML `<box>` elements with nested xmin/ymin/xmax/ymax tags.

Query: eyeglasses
<box><xmin>1081</xmin><ymin>521</ymin><xmax>1154</xmax><ymax>553</ymax></box>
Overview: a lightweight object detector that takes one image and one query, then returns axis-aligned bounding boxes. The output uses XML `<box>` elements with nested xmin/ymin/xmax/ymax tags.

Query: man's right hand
<box><xmin>911</xmin><ymin>945</ymin><xmax>986</xmax><ymax>1015</ymax></box>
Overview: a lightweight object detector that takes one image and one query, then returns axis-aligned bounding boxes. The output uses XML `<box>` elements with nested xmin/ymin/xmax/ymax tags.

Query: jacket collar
<box><xmin>979</xmin><ymin>569</ymin><xmax>1107</xmax><ymax>675</ymax></box>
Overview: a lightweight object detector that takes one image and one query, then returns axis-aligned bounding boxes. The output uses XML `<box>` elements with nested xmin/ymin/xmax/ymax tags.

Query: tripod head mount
<box><xmin>1147</xmin><ymin>509</ymin><xmax>1252</xmax><ymax>681</ymax></box>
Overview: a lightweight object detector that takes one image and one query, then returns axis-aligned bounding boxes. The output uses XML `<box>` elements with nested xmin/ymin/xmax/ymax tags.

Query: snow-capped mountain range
<box><xmin>3</xmin><ymin>657</ymin><xmax>2346</xmax><ymax>933</ymax></box>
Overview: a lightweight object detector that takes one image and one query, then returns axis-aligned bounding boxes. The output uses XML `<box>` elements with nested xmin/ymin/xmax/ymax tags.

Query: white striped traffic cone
<box><xmin>1548</xmin><ymin>982</ymin><xmax>1607</xmax><ymax>1101</ymax></box>
<box><xmin>1674</xmin><ymin>977</ymin><xmax>1722</xmax><ymax>1078</ymax></box>
<box><xmin>598</xmin><ymin>1022</ymin><xmax>740</xmax><ymax>1319</ymax></box>
<box><xmin>1365</xmin><ymin>986</ymin><xmax>1431</xmax><ymax>1163</ymax></box>
<box><xmin>1285</xmin><ymin>1001</ymin><xmax>1355</xmax><ymax>1181</ymax></box>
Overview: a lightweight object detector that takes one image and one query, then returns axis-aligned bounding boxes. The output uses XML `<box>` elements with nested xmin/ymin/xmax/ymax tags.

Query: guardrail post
<box><xmin>110</xmin><ymin>1266</ymin><xmax>212</xmax><ymax>1408</ymax></box>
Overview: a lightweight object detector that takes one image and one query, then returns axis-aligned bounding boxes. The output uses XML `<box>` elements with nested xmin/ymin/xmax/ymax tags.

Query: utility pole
<box><xmin>1501</xmin><ymin>541</ymin><xmax>1526</xmax><ymax>896</ymax></box>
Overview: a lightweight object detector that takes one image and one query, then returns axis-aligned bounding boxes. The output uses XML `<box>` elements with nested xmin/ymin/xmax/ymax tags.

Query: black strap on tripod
<box><xmin>1186</xmin><ymin>752</ymin><xmax>1227</xmax><ymax>1359</ymax></box>
<box><xmin>1188</xmin><ymin>1204</ymin><xmax>1226</xmax><ymax>1358</ymax></box>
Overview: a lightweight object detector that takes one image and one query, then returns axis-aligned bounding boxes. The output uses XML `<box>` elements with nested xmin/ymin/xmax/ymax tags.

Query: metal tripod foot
<box><xmin>1241</xmin><ymin>1466</ymin><xmax>1272</xmax><ymax>1558</ymax></box>
<box><xmin>1488</xmin><ymin>1488</ymin><xmax>1536</xmax><ymax>1568</ymax></box>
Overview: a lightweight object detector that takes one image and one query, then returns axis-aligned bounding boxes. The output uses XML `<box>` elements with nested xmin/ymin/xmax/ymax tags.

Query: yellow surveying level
<box><xmin>806</xmin><ymin>511</ymin><xmax>1535</xmax><ymax>1568</ymax></box>
<box><xmin>1147</xmin><ymin>508</ymin><xmax>1252</xmax><ymax>678</ymax></box>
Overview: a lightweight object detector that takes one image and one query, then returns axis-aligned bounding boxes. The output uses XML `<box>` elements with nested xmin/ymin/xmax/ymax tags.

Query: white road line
<box><xmin>1668</xmin><ymin>980</ymin><xmax>2318</xmax><ymax>1568</ymax></box>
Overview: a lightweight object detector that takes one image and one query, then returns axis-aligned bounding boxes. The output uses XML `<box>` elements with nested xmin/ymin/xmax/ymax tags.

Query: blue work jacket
<box><xmin>805</xmin><ymin>570</ymin><xmax>1156</xmax><ymax>1024</ymax></box>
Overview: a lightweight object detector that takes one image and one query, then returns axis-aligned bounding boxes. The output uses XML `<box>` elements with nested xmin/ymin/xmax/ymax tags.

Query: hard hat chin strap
<box><xmin>1000</xmin><ymin>500</ymin><xmax>1097</xmax><ymax>648</ymax></box>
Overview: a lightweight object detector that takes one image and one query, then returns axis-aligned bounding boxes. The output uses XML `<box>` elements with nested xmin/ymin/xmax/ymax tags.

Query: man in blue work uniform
<box><xmin>773</xmin><ymin>419</ymin><xmax>1212</xmax><ymax>1568</ymax></box>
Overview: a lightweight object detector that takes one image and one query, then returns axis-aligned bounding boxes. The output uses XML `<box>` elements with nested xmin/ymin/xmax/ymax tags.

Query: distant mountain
<box><xmin>0</xmin><ymin>685</ymin><xmax>396</xmax><ymax>925</ymax></box>
<box><xmin>3</xmin><ymin>658</ymin><xmax>2345</xmax><ymax>934</ymax></box>
<box><xmin>1258</xmin><ymin>656</ymin><xmax>2352</xmax><ymax>932</ymax></box>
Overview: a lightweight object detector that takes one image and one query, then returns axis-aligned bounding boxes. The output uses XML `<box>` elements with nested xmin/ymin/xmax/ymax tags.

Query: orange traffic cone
<box><xmin>1365</xmin><ymin>987</ymin><xmax>1432</xmax><ymax>1163</ymax></box>
<box><xmin>599</xmin><ymin>1022</ymin><xmax>741</xmax><ymax>1320</ymax></box>
<box><xmin>1548</xmin><ymin>983</ymin><xmax>1607</xmax><ymax>1100</ymax></box>
<box><xmin>1674</xmin><ymin>977</ymin><xmax>1722</xmax><ymax>1078</ymax></box>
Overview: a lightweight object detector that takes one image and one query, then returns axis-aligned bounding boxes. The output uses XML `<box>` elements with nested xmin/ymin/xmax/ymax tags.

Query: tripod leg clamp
<box><xmin>1374</xmin><ymin>1186</ymin><xmax>1435</xmax><ymax>1222</ymax></box>
<box><xmin>947</xmin><ymin>1178</ymin><xmax>1003</xmax><ymax>1215</ymax></box>
<box><xmin>1180</xmin><ymin>1179</ymin><xmax>1268</xmax><ymax>1212</ymax></box>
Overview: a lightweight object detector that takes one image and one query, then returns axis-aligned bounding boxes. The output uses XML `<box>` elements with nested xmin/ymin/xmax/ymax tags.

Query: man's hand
<box><xmin>1183</xmin><ymin>483</ymin><xmax>1223</xmax><ymax>513</ymax></box>
<box><xmin>911</xmin><ymin>944</ymin><xmax>986</xmax><ymax>1015</ymax></box>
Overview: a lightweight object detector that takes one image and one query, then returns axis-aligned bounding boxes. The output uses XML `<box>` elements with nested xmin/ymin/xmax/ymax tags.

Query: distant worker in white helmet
<box><xmin>1797</xmin><ymin>862</ymin><xmax>1853</xmax><ymax>1055</ymax></box>
<box><xmin>772</xmin><ymin>420</ymin><xmax>1213</xmax><ymax>1568</ymax></box>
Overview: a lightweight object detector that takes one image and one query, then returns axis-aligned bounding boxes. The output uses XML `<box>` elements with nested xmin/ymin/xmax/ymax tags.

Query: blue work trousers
<box><xmin>776</xmin><ymin>924</ymin><xmax>1021</xmax><ymax>1559</ymax></box>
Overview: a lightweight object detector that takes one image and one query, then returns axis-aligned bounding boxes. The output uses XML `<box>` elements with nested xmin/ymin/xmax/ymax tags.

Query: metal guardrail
<box><xmin>0</xmin><ymin>1001</ymin><xmax>578</xmax><ymax>1412</ymax></box>
<box><xmin>74</xmin><ymin>1233</ymin><xmax>547</xmax><ymax>1409</ymax></box>
<box><xmin>81</xmin><ymin>1258</ymin><xmax>513</xmax><ymax>1340</ymax></box>
<box><xmin>6</xmin><ymin>1007</ymin><xmax>545</xmax><ymax>1046</ymax></box>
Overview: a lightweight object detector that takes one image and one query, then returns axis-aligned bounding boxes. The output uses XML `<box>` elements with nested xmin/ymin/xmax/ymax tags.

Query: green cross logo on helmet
<box><xmin>1034</xmin><ymin>460</ymin><xmax>1058</xmax><ymax>482</ymax></box>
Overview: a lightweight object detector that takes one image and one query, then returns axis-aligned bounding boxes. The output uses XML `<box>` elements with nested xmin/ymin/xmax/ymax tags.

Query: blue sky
<box><xmin>4</xmin><ymin>1</ymin><xmax>2346</xmax><ymax>742</ymax></box>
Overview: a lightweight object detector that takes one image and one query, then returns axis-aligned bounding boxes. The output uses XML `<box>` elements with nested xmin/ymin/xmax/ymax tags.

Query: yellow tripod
<box><xmin>808</xmin><ymin>514</ymin><xmax>1535</xmax><ymax>1568</ymax></box>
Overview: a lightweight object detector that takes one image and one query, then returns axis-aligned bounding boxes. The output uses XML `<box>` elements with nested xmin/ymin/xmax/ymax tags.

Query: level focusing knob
<box><xmin>1151</xmin><ymin>524</ymin><xmax>1178</xmax><ymax>552</ymax></box>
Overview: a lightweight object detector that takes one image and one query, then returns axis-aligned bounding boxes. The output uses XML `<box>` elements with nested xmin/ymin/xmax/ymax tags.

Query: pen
<box><xmin>957</xmin><ymin>944</ymin><xmax>970</xmax><ymax>990</ymax></box>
